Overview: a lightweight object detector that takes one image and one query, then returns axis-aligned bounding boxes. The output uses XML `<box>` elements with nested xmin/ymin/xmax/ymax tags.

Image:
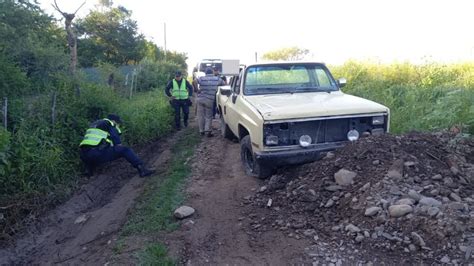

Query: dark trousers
<box><xmin>171</xmin><ymin>99</ymin><xmax>190</xmax><ymax>129</ymax></box>
<box><xmin>80</xmin><ymin>145</ymin><xmax>143</xmax><ymax>169</ymax></box>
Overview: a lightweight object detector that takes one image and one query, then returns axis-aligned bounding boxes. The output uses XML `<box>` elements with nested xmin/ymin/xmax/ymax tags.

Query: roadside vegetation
<box><xmin>330</xmin><ymin>61</ymin><xmax>474</xmax><ymax>134</ymax></box>
<box><xmin>0</xmin><ymin>1</ymin><xmax>186</xmax><ymax>241</ymax></box>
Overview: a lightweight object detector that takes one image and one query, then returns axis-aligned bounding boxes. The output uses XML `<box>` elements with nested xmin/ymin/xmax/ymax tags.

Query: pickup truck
<box><xmin>217</xmin><ymin>62</ymin><xmax>390</xmax><ymax>178</ymax></box>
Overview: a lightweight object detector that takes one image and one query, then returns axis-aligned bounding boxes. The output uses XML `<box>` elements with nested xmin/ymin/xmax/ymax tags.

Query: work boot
<box><xmin>136</xmin><ymin>164</ymin><xmax>156</xmax><ymax>177</ymax></box>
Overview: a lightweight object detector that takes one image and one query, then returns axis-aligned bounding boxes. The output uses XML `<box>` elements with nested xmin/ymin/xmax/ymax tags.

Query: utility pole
<box><xmin>164</xmin><ymin>22</ymin><xmax>167</xmax><ymax>61</ymax></box>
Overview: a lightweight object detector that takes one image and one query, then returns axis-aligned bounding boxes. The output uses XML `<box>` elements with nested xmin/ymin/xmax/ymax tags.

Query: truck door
<box><xmin>225</xmin><ymin>71</ymin><xmax>243</xmax><ymax>135</ymax></box>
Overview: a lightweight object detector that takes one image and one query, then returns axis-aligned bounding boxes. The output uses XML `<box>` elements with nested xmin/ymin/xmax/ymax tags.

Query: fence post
<box><xmin>3</xmin><ymin>97</ymin><xmax>7</xmax><ymax>129</ymax></box>
<box><xmin>51</xmin><ymin>92</ymin><xmax>57</xmax><ymax>125</ymax></box>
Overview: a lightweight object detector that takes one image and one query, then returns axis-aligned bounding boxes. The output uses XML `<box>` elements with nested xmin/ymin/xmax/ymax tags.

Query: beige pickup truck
<box><xmin>217</xmin><ymin>62</ymin><xmax>390</xmax><ymax>178</ymax></box>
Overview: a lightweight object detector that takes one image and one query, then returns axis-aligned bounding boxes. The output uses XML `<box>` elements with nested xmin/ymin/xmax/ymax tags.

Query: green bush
<box><xmin>330</xmin><ymin>61</ymin><xmax>474</xmax><ymax>133</ymax></box>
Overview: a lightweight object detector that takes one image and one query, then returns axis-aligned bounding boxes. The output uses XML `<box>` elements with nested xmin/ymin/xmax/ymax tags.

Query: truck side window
<box><xmin>233</xmin><ymin>76</ymin><xmax>240</xmax><ymax>94</ymax></box>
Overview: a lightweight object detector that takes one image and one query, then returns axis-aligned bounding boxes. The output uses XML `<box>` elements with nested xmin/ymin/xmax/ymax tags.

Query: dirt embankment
<box><xmin>0</xmin><ymin>133</ymin><xmax>176</xmax><ymax>265</ymax></box>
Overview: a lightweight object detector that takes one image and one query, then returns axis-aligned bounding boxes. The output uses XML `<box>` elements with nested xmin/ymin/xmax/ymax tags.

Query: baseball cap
<box><xmin>107</xmin><ymin>114</ymin><xmax>122</xmax><ymax>123</ymax></box>
<box><xmin>175</xmin><ymin>71</ymin><xmax>182</xmax><ymax>77</ymax></box>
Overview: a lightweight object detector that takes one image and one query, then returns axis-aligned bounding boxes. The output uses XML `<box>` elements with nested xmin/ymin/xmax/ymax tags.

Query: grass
<box><xmin>138</xmin><ymin>243</ymin><xmax>175</xmax><ymax>266</ymax></box>
<box><xmin>117</xmin><ymin>127</ymin><xmax>200</xmax><ymax>264</ymax></box>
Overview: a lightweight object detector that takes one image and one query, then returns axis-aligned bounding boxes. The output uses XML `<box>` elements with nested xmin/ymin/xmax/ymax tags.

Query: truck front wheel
<box><xmin>220</xmin><ymin>115</ymin><xmax>234</xmax><ymax>140</ymax></box>
<box><xmin>240</xmin><ymin>135</ymin><xmax>273</xmax><ymax>179</ymax></box>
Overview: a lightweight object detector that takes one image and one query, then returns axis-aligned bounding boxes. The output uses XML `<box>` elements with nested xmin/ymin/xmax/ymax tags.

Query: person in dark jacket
<box><xmin>165</xmin><ymin>71</ymin><xmax>194</xmax><ymax>130</ymax></box>
<box><xmin>79</xmin><ymin>114</ymin><xmax>155</xmax><ymax>177</ymax></box>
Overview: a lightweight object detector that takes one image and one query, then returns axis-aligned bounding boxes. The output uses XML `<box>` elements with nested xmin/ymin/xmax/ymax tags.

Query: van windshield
<box><xmin>199</xmin><ymin>62</ymin><xmax>222</xmax><ymax>72</ymax></box>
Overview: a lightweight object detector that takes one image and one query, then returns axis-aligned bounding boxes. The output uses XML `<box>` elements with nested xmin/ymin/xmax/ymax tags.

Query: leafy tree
<box><xmin>0</xmin><ymin>0</ymin><xmax>68</xmax><ymax>94</ymax></box>
<box><xmin>262</xmin><ymin>46</ymin><xmax>310</xmax><ymax>61</ymax></box>
<box><xmin>76</xmin><ymin>5</ymin><xmax>147</xmax><ymax>67</ymax></box>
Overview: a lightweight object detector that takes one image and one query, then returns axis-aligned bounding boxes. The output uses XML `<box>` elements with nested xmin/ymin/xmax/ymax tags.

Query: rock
<box><xmin>325</xmin><ymin>199</ymin><xmax>335</xmax><ymax>208</ymax></box>
<box><xmin>379</xmin><ymin>199</ymin><xmax>389</xmax><ymax>209</ymax></box>
<box><xmin>259</xmin><ymin>186</ymin><xmax>267</xmax><ymax>192</ymax></box>
<box><xmin>372</xmin><ymin>160</ymin><xmax>380</xmax><ymax>165</ymax></box>
<box><xmin>266</xmin><ymin>198</ymin><xmax>273</xmax><ymax>207</ymax></box>
<box><xmin>334</xmin><ymin>169</ymin><xmax>357</xmax><ymax>186</ymax></box>
<box><xmin>331</xmin><ymin>225</ymin><xmax>342</xmax><ymax>231</ymax></box>
<box><xmin>345</xmin><ymin>224</ymin><xmax>361</xmax><ymax>233</ymax></box>
<box><xmin>450</xmin><ymin>166</ymin><xmax>460</xmax><ymax>175</ymax></box>
<box><xmin>408</xmin><ymin>190</ymin><xmax>422</xmax><ymax>202</ymax></box>
<box><xmin>388</xmin><ymin>205</ymin><xmax>413</xmax><ymax>217</ymax></box>
<box><xmin>74</xmin><ymin>214</ymin><xmax>88</xmax><ymax>224</ymax></box>
<box><xmin>364</xmin><ymin>231</ymin><xmax>370</xmax><ymax>238</ymax></box>
<box><xmin>449</xmin><ymin>193</ymin><xmax>462</xmax><ymax>202</ymax></box>
<box><xmin>324</xmin><ymin>151</ymin><xmax>335</xmax><ymax>160</ymax></box>
<box><xmin>427</xmin><ymin>207</ymin><xmax>440</xmax><ymax>217</ymax></box>
<box><xmin>431</xmin><ymin>174</ymin><xmax>443</xmax><ymax>180</ymax></box>
<box><xmin>387</xmin><ymin>159</ymin><xmax>404</xmax><ymax>179</ymax></box>
<box><xmin>396</xmin><ymin>198</ymin><xmax>415</xmax><ymax>205</ymax></box>
<box><xmin>411</xmin><ymin>232</ymin><xmax>426</xmax><ymax>247</ymax></box>
<box><xmin>325</xmin><ymin>185</ymin><xmax>343</xmax><ymax>192</ymax></box>
<box><xmin>360</xmin><ymin>182</ymin><xmax>371</xmax><ymax>191</ymax></box>
<box><xmin>404</xmin><ymin>161</ymin><xmax>416</xmax><ymax>167</ymax></box>
<box><xmin>440</xmin><ymin>255</ymin><xmax>450</xmax><ymax>263</ymax></box>
<box><xmin>409</xmin><ymin>244</ymin><xmax>417</xmax><ymax>252</ymax></box>
<box><xmin>419</xmin><ymin>197</ymin><xmax>442</xmax><ymax>207</ymax></box>
<box><xmin>446</xmin><ymin>202</ymin><xmax>467</xmax><ymax>211</ymax></box>
<box><xmin>303</xmin><ymin>229</ymin><xmax>316</xmax><ymax>237</ymax></box>
<box><xmin>365</xmin><ymin>207</ymin><xmax>382</xmax><ymax>216</ymax></box>
<box><xmin>308</xmin><ymin>189</ymin><xmax>317</xmax><ymax>196</ymax></box>
<box><xmin>174</xmin><ymin>206</ymin><xmax>195</xmax><ymax>219</ymax></box>
<box><xmin>355</xmin><ymin>235</ymin><xmax>364</xmax><ymax>243</ymax></box>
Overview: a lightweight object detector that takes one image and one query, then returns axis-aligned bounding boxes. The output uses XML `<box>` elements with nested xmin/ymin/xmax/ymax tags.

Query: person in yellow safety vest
<box><xmin>165</xmin><ymin>71</ymin><xmax>194</xmax><ymax>130</ymax></box>
<box><xmin>79</xmin><ymin>114</ymin><xmax>155</xmax><ymax>177</ymax></box>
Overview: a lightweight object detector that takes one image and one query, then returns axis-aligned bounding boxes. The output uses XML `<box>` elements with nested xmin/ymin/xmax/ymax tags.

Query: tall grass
<box><xmin>330</xmin><ymin>61</ymin><xmax>474</xmax><ymax>134</ymax></box>
<box><xmin>0</xmin><ymin>84</ymin><xmax>173</xmax><ymax>238</ymax></box>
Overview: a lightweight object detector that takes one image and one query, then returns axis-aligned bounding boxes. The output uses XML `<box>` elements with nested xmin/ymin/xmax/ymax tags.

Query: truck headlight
<box><xmin>347</xmin><ymin>129</ymin><xmax>360</xmax><ymax>141</ymax></box>
<box><xmin>299</xmin><ymin>135</ymin><xmax>312</xmax><ymax>147</ymax></box>
<box><xmin>265</xmin><ymin>135</ymin><xmax>279</xmax><ymax>146</ymax></box>
<box><xmin>372</xmin><ymin>116</ymin><xmax>385</xmax><ymax>125</ymax></box>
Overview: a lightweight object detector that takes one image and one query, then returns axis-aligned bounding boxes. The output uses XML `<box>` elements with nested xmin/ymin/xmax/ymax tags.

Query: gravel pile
<box><xmin>243</xmin><ymin>132</ymin><xmax>474</xmax><ymax>264</ymax></box>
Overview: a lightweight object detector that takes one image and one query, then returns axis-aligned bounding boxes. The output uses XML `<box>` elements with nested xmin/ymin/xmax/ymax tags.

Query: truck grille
<box><xmin>263</xmin><ymin>116</ymin><xmax>386</xmax><ymax>146</ymax></box>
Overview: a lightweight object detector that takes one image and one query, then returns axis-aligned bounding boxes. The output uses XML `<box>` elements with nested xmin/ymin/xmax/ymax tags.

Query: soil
<box><xmin>164</xmin><ymin>125</ymin><xmax>310</xmax><ymax>265</ymax></box>
<box><xmin>0</xmin><ymin>132</ymin><xmax>176</xmax><ymax>265</ymax></box>
<box><xmin>1</xmin><ymin>117</ymin><xmax>473</xmax><ymax>265</ymax></box>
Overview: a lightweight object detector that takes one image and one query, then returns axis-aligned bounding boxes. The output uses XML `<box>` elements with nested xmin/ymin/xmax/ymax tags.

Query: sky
<box><xmin>40</xmin><ymin>0</ymin><xmax>474</xmax><ymax>70</ymax></box>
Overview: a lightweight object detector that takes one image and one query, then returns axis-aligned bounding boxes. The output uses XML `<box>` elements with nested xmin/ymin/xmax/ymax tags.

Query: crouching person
<box><xmin>79</xmin><ymin>114</ymin><xmax>155</xmax><ymax>177</ymax></box>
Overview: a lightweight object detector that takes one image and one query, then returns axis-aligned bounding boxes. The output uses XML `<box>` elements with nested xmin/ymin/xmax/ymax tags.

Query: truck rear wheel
<box><xmin>240</xmin><ymin>135</ymin><xmax>273</xmax><ymax>179</ymax></box>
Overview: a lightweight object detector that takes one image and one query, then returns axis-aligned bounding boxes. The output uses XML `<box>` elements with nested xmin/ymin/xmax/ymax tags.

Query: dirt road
<box><xmin>166</xmin><ymin>130</ymin><xmax>311</xmax><ymax>265</ymax></box>
<box><xmin>0</xmin><ymin>133</ymin><xmax>177</xmax><ymax>265</ymax></box>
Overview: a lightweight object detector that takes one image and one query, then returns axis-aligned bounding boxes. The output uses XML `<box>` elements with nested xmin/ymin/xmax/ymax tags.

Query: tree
<box><xmin>51</xmin><ymin>0</ymin><xmax>85</xmax><ymax>77</ymax></box>
<box><xmin>76</xmin><ymin>5</ymin><xmax>146</xmax><ymax>67</ymax></box>
<box><xmin>262</xmin><ymin>47</ymin><xmax>310</xmax><ymax>61</ymax></box>
<box><xmin>0</xmin><ymin>0</ymin><xmax>68</xmax><ymax>95</ymax></box>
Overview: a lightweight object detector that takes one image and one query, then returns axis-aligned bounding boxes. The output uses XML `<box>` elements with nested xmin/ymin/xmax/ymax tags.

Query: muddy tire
<box><xmin>240</xmin><ymin>135</ymin><xmax>273</xmax><ymax>179</ymax></box>
<box><xmin>220</xmin><ymin>115</ymin><xmax>234</xmax><ymax>140</ymax></box>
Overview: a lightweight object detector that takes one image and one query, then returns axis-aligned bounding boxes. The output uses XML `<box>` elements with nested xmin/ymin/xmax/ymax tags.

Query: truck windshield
<box><xmin>244</xmin><ymin>64</ymin><xmax>338</xmax><ymax>95</ymax></box>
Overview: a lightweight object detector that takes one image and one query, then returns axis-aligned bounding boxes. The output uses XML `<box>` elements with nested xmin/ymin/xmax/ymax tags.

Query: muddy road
<box><xmin>165</xmin><ymin>130</ymin><xmax>311</xmax><ymax>265</ymax></box>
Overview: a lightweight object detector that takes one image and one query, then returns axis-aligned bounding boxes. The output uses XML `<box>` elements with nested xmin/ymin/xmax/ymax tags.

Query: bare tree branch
<box><xmin>52</xmin><ymin>0</ymin><xmax>65</xmax><ymax>16</ymax></box>
<box><xmin>73</xmin><ymin>1</ymin><xmax>87</xmax><ymax>15</ymax></box>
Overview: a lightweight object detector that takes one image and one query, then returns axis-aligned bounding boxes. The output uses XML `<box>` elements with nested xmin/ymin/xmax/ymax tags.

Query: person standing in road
<box><xmin>165</xmin><ymin>71</ymin><xmax>194</xmax><ymax>130</ymax></box>
<box><xmin>212</xmin><ymin>66</ymin><xmax>227</xmax><ymax>118</ymax></box>
<box><xmin>197</xmin><ymin>67</ymin><xmax>225</xmax><ymax>137</ymax></box>
<box><xmin>79</xmin><ymin>114</ymin><xmax>155</xmax><ymax>177</ymax></box>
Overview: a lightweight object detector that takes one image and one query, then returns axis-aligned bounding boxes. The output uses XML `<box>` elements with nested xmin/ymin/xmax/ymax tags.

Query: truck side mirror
<box><xmin>220</xmin><ymin>87</ymin><xmax>232</xmax><ymax>97</ymax></box>
<box><xmin>337</xmin><ymin>78</ymin><xmax>347</xmax><ymax>88</ymax></box>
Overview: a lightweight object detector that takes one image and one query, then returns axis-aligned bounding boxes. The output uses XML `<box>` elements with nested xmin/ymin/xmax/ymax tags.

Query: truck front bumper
<box><xmin>254</xmin><ymin>142</ymin><xmax>346</xmax><ymax>167</ymax></box>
